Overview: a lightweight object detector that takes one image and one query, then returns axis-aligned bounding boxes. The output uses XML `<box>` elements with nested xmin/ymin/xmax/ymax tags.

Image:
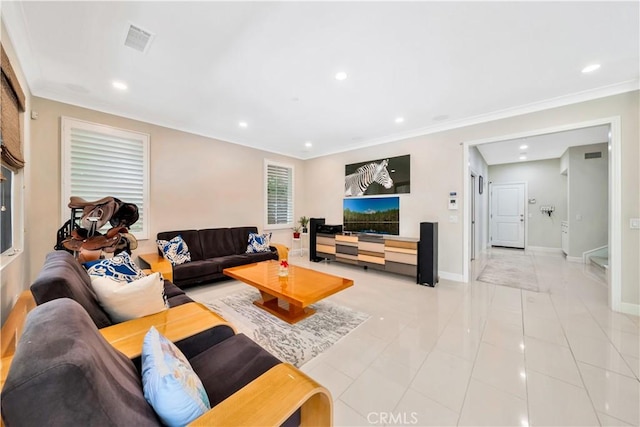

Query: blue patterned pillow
<box><xmin>157</xmin><ymin>235</ymin><xmax>191</xmax><ymax>266</ymax></box>
<box><xmin>84</xmin><ymin>252</ymin><xmax>146</xmax><ymax>283</ymax></box>
<box><xmin>246</xmin><ymin>232</ymin><xmax>272</xmax><ymax>254</ymax></box>
<box><xmin>142</xmin><ymin>326</ymin><xmax>211</xmax><ymax>426</ymax></box>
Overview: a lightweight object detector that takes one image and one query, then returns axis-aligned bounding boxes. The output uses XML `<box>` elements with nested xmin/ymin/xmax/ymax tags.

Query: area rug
<box><xmin>477</xmin><ymin>252</ymin><xmax>539</xmax><ymax>292</ymax></box>
<box><xmin>203</xmin><ymin>289</ymin><xmax>369</xmax><ymax>367</ymax></box>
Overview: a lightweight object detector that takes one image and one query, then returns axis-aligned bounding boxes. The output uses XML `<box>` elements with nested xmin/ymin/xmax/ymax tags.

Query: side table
<box><xmin>291</xmin><ymin>233</ymin><xmax>308</xmax><ymax>257</ymax></box>
<box><xmin>138</xmin><ymin>253</ymin><xmax>173</xmax><ymax>283</ymax></box>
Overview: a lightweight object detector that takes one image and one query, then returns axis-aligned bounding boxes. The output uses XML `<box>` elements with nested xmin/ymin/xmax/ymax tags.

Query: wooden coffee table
<box><xmin>223</xmin><ymin>260</ymin><xmax>353</xmax><ymax>324</ymax></box>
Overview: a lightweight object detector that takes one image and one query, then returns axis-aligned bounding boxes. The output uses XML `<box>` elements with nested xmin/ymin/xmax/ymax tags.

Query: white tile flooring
<box><xmin>186</xmin><ymin>249</ymin><xmax>640</xmax><ymax>426</ymax></box>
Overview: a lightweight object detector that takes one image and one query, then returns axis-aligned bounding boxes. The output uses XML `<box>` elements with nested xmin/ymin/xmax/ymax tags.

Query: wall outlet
<box><xmin>449</xmin><ymin>215</ymin><xmax>458</xmax><ymax>223</ymax></box>
<box><xmin>576</xmin><ymin>214</ymin><xmax>583</xmax><ymax>221</ymax></box>
<box><xmin>631</xmin><ymin>218</ymin><xmax>640</xmax><ymax>229</ymax></box>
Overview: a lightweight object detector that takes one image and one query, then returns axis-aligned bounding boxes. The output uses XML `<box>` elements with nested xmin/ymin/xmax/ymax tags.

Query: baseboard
<box><xmin>620</xmin><ymin>302</ymin><xmax>640</xmax><ymax>316</ymax></box>
<box><xmin>565</xmin><ymin>256</ymin><xmax>584</xmax><ymax>263</ymax></box>
<box><xmin>527</xmin><ymin>246</ymin><xmax>563</xmax><ymax>254</ymax></box>
<box><xmin>439</xmin><ymin>271</ymin><xmax>465</xmax><ymax>283</ymax></box>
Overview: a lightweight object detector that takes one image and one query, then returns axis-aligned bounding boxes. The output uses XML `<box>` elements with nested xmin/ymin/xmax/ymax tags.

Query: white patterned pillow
<box><xmin>84</xmin><ymin>251</ymin><xmax>146</xmax><ymax>283</ymax></box>
<box><xmin>246</xmin><ymin>232</ymin><xmax>272</xmax><ymax>254</ymax></box>
<box><xmin>157</xmin><ymin>235</ymin><xmax>191</xmax><ymax>266</ymax></box>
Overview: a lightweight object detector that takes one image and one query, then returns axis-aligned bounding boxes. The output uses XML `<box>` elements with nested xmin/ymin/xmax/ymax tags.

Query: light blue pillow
<box><xmin>157</xmin><ymin>235</ymin><xmax>191</xmax><ymax>266</ymax></box>
<box><xmin>246</xmin><ymin>232</ymin><xmax>272</xmax><ymax>254</ymax></box>
<box><xmin>84</xmin><ymin>251</ymin><xmax>146</xmax><ymax>283</ymax></box>
<box><xmin>141</xmin><ymin>326</ymin><xmax>211</xmax><ymax>427</ymax></box>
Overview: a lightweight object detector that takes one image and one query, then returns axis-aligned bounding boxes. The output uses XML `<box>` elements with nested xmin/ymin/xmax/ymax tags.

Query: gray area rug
<box><xmin>203</xmin><ymin>289</ymin><xmax>369</xmax><ymax>367</ymax></box>
<box><xmin>477</xmin><ymin>252</ymin><xmax>539</xmax><ymax>292</ymax></box>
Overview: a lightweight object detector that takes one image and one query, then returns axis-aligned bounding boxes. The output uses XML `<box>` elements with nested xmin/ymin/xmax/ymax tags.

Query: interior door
<box><xmin>490</xmin><ymin>183</ymin><xmax>525</xmax><ymax>248</ymax></box>
<box><xmin>470</xmin><ymin>174</ymin><xmax>476</xmax><ymax>260</ymax></box>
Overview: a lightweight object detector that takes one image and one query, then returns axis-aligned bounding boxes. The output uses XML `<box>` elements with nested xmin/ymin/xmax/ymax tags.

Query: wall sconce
<box><xmin>540</xmin><ymin>206</ymin><xmax>555</xmax><ymax>217</ymax></box>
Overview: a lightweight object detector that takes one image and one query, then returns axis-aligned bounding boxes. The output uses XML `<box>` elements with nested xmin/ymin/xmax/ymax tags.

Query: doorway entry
<box><xmin>490</xmin><ymin>182</ymin><xmax>526</xmax><ymax>249</ymax></box>
<box><xmin>462</xmin><ymin>117</ymin><xmax>623</xmax><ymax>313</ymax></box>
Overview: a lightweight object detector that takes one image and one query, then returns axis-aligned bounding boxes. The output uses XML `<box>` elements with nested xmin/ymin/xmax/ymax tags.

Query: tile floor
<box><xmin>186</xmin><ymin>249</ymin><xmax>639</xmax><ymax>426</ymax></box>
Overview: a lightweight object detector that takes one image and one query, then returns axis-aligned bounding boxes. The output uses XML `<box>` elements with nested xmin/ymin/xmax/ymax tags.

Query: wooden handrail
<box><xmin>100</xmin><ymin>302</ymin><xmax>234</xmax><ymax>358</ymax></box>
<box><xmin>190</xmin><ymin>363</ymin><xmax>332</xmax><ymax>426</ymax></box>
<box><xmin>0</xmin><ymin>291</ymin><xmax>36</xmax><ymax>358</ymax></box>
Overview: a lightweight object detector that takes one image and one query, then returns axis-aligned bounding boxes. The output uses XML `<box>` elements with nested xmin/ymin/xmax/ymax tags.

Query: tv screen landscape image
<box><xmin>343</xmin><ymin>197</ymin><xmax>400</xmax><ymax>235</ymax></box>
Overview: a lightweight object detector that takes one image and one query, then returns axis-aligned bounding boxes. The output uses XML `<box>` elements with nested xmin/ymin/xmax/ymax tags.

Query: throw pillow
<box><xmin>157</xmin><ymin>235</ymin><xmax>191</xmax><ymax>266</ymax></box>
<box><xmin>90</xmin><ymin>272</ymin><xmax>168</xmax><ymax>323</ymax></box>
<box><xmin>84</xmin><ymin>251</ymin><xmax>146</xmax><ymax>283</ymax></box>
<box><xmin>142</xmin><ymin>326</ymin><xmax>211</xmax><ymax>427</ymax></box>
<box><xmin>246</xmin><ymin>232</ymin><xmax>272</xmax><ymax>254</ymax></box>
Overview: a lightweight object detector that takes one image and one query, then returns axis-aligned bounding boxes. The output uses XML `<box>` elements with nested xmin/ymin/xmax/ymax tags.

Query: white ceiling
<box><xmin>2</xmin><ymin>1</ymin><xmax>638</xmax><ymax>159</ymax></box>
<box><xmin>477</xmin><ymin>125</ymin><xmax>611</xmax><ymax>165</ymax></box>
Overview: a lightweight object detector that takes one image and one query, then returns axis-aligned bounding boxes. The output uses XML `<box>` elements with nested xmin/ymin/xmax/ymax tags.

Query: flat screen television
<box><xmin>343</xmin><ymin>196</ymin><xmax>399</xmax><ymax>235</ymax></box>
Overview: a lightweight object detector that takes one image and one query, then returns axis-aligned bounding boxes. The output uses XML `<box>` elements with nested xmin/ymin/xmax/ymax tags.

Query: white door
<box><xmin>491</xmin><ymin>183</ymin><xmax>525</xmax><ymax>248</ymax></box>
<box><xmin>470</xmin><ymin>174</ymin><xmax>476</xmax><ymax>260</ymax></box>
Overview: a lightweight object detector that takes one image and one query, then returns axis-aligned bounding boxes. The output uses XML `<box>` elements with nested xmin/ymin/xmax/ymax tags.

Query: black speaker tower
<box><xmin>418</xmin><ymin>222</ymin><xmax>438</xmax><ymax>286</ymax></box>
<box><xmin>309</xmin><ymin>218</ymin><xmax>325</xmax><ymax>262</ymax></box>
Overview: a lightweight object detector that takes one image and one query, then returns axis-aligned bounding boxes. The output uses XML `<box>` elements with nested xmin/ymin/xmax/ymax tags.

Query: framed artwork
<box><xmin>479</xmin><ymin>175</ymin><xmax>484</xmax><ymax>194</ymax></box>
<box><xmin>344</xmin><ymin>155</ymin><xmax>410</xmax><ymax>197</ymax></box>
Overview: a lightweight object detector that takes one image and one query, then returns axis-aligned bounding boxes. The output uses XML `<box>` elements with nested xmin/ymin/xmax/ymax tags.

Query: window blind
<box><xmin>266</xmin><ymin>163</ymin><xmax>293</xmax><ymax>226</ymax></box>
<box><xmin>63</xmin><ymin>118</ymin><xmax>149</xmax><ymax>238</ymax></box>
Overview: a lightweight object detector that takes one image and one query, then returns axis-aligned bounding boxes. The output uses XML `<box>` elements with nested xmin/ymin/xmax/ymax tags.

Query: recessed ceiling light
<box><xmin>582</xmin><ymin>63</ymin><xmax>601</xmax><ymax>73</ymax></box>
<box><xmin>519</xmin><ymin>155</ymin><xmax>527</xmax><ymax>160</ymax></box>
<box><xmin>520</xmin><ymin>144</ymin><xmax>528</xmax><ymax>150</ymax></box>
<box><xmin>395</xmin><ymin>117</ymin><xmax>405</xmax><ymax>124</ymax></box>
<box><xmin>335</xmin><ymin>71</ymin><xmax>347</xmax><ymax>81</ymax></box>
<box><xmin>238</xmin><ymin>121</ymin><xmax>248</xmax><ymax>128</ymax></box>
<box><xmin>112</xmin><ymin>80</ymin><xmax>128</xmax><ymax>90</ymax></box>
<box><xmin>305</xmin><ymin>141</ymin><xmax>312</xmax><ymax>148</ymax></box>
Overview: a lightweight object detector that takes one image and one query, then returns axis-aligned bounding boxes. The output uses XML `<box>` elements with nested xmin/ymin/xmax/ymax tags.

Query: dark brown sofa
<box><xmin>30</xmin><ymin>250</ymin><xmax>192</xmax><ymax>328</ymax></box>
<box><xmin>1</xmin><ymin>298</ymin><xmax>328</xmax><ymax>426</ymax></box>
<box><xmin>158</xmin><ymin>226</ymin><xmax>278</xmax><ymax>288</ymax></box>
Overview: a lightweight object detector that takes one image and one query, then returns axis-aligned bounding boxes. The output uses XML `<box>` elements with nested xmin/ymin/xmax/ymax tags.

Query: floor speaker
<box><xmin>309</xmin><ymin>218</ymin><xmax>325</xmax><ymax>262</ymax></box>
<box><xmin>418</xmin><ymin>222</ymin><xmax>438</xmax><ymax>286</ymax></box>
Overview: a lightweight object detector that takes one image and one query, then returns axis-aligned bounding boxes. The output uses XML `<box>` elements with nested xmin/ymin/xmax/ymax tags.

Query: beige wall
<box><xmin>489</xmin><ymin>159</ymin><xmax>568</xmax><ymax>249</ymax></box>
<box><xmin>0</xmin><ymin>22</ymin><xmax>31</xmax><ymax>323</ymax></box>
<box><xmin>28</xmin><ymin>97</ymin><xmax>306</xmax><ymax>282</ymax></box>
<box><xmin>304</xmin><ymin>91</ymin><xmax>639</xmax><ymax>305</ymax></box>
<box><xmin>567</xmin><ymin>143</ymin><xmax>609</xmax><ymax>257</ymax></box>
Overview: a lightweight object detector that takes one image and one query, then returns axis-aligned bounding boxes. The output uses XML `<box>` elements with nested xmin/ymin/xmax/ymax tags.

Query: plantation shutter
<box><xmin>63</xmin><ymin>118</ymin><xmax>149</xmax><ymax>238</ymax></box>
<box><xmin>266</xmin><ymin>163</ymin><xmax>293</xmax><ymax>226</ymax></box>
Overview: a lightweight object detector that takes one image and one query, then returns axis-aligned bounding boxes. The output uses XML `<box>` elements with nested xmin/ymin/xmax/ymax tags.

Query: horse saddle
<box><xmin>68</xmin><ymin>197</ymin><xmax>139</xmax><ymax>229</ymax></box>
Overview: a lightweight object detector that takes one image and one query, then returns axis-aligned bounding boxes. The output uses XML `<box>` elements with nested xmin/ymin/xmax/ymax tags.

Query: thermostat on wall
<box><xmin>448</xmin><ymin>192</ymin><xmax>458</xmax><ymax>210</ymax></box>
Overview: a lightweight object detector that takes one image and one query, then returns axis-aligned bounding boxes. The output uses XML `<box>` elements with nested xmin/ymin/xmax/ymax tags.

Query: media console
<box><xmin>309</xmin><ymin>219</ymin><xmax>438</xmax><ymax>286</ymax></box>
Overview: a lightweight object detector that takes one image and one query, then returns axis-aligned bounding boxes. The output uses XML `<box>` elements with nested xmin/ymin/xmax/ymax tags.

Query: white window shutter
<box><xmin>62</xmin><ymin>118</ymin><xmax>149</xmax><ymax>239</ymax></box>
<box><xmin>265</xmin><ymin>161</ymin><xmax>293</xmax><ymax>227</ymax></box>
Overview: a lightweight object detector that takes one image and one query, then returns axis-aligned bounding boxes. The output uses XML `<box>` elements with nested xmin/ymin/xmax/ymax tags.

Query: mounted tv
<box><xmin>343</xmin><ymin>197</ymin><xmax>399</xmax><ymax>235</ymax></box>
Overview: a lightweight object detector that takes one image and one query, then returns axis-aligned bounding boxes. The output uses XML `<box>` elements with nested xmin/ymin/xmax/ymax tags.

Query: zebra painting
<box><xmin>344</xmin><ymin>159</ymin><xmax>394</xmax><ymax>196</ymax></box>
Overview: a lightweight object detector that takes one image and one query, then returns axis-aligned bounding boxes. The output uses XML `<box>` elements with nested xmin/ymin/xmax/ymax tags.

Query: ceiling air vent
<box><xmin>584</xmin><ymin>152</ymin><xmax>602</xmax><ymax>159</ymax></box>
<box><xmin>124</xmin><ymin>24</ymin><xmax>155</xmax><ymax>54</ymax></box>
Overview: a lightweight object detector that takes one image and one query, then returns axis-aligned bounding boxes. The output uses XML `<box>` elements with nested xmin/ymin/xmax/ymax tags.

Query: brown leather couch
<box><xmin>157</xmin><ymin>227</ymin><xmax>278</xmax><ymax>288</ymax></box>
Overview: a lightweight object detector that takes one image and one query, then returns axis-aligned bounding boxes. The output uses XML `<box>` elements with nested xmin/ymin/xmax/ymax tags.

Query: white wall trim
<box><xmin>439</xmin><ymin>271</ymin><xmax>465</xmax><ymax>283</ymax></box>
<box><xmin>566</xmin><ymin>256</ymin><xmax>584</xmax><ymax>263</ymax></box>
<box><xmin>301</xmin><ymin>81</ymin><xmax>639</xmax><ymax>160</ymax></box>
<box><xmin>463</xmin><ymin>116</ymin><xmax>623</xmax><ymax>314</ymax></box>
<box><xmin>582</xmin><ymin>245</ymin><xmax>608</xmax><ymax>264</ymax></box>
<box><xmin>619</xmin><ymin>303</ymin><xmax>640</xmax><ymax>316</ymax></box>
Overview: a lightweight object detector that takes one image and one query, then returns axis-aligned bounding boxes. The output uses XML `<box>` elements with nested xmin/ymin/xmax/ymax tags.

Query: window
<box><xmin>61</xmin><ymin>117</ymin><xmax>150</xmax><ymax>239</ymax></box>
<box><xmin>0</xmin><ymin>165</ymin><xmax>13</xmax><ymax>254</ymax></box>
<box><xmin>265</xmin><ymin>160</ymin><xmax>294</xmax><ymax>229</ymax></box>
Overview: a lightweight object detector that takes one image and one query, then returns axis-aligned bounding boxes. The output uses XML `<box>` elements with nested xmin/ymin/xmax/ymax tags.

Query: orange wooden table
<box><xmin>223</xmin><ymin>260</ymin><xmax>353</xmax><ymax>324</ymax></box>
